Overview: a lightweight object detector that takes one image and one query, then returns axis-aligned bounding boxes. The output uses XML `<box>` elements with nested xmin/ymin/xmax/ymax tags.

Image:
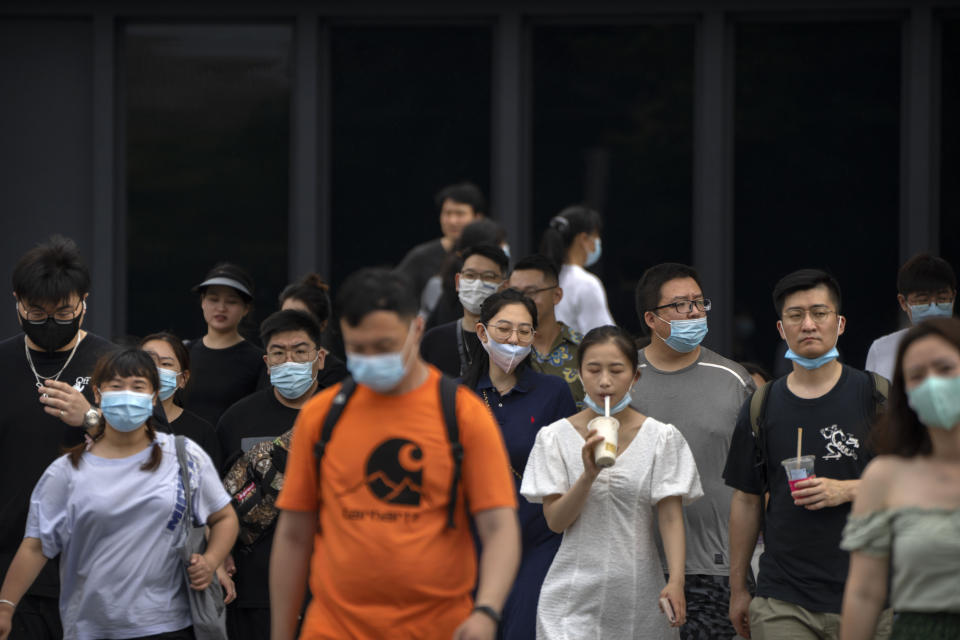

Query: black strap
<box><xmin>439</xmin><ymin>375</ymin><xmax>462</xmax><ymax>529</ymax></box>
<box><xmin>455</xmin><ymin>324</ymin><xmax>471</xmax><ymax>377</ymax></box>
<box><xmin>314</xmin><ymin>377</ymin><xmax>358</xmax><ymax>491</ymax></box>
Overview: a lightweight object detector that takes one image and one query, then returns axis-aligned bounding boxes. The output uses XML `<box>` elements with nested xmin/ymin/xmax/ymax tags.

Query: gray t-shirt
<box><xmin>630</xmin><ymin>346</ymin><xmax>755</xmax><ymax>576</ymax></box>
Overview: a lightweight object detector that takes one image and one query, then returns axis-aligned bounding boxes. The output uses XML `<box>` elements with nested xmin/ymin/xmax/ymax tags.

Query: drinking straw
<box><xmin>604</xmin><ymin>395</ymin><xmax>610</xmax><ymax>418</ymax></box>
<box><xmin>796</xmin><ymin>428</ymin><xmax>803</xmax><ymax>461</ymax></box>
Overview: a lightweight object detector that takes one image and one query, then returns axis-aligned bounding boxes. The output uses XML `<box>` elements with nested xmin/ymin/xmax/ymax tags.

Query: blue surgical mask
<box><xmin>907</xmin><ymin>375</ymin><xmax>960</xmax><ymax>430</ymax></box>
<box><xmin>784</xmin><ymin>346</ymin><xmax>839</xmax><ymax>370</ymax></box>
<box><xmin>271</xmin><ymin>358</ymin><xmax>317</xmax><ymax>400</ymax></box>
<box><xmin>910</xmin><ymin>302</ymin><xmax>954</xmax><ymax>324</ymax></box>
<box><xmin>480</xmin><ymin>330</ymin><xmax>531</xmax><ymax>374</ymax></box>
<box><xmin>585</xmin><ymin>238</ymin><xmax>602</xmax><ymax>267</ymax></box>
<box><xmin>157</xmin><ymin>367</ymin><xmax>180</xmax><ymax>401</ymax></box>
<box><xmin>346</xmin><ymin>323</ymin><xmax>415</xmax><ymax>393</ymax></box>
<box><xmin>656</xmin><ymin>316</ymin><xmax>708</xmax><ymax>353</ymax></box>
<box><xmin>99</xmin><ymin>390</ymin><xmax>155</xmax><ymax>432</ymax></box>
<box><xmin>584</xmin><ymin>392</ymin><xmax>632</xmax><ymax>416</ymax></box>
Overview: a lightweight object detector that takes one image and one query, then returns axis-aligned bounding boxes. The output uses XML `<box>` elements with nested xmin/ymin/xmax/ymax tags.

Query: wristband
<box><xmin>0</xmin><ymin>599</ymin><xmax>15</xmax><ymax>610</ymax></box>
<box><xmin>472</xmin><ymin>605</ymin><xmax>501</xmax><ymax>625</ymax></box>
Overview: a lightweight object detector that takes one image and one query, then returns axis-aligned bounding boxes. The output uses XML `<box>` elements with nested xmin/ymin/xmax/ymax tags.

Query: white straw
<box><xmin>604</xmin><ymin>395</ymin><xmax>610</xmax><ymax>418</ymax></box>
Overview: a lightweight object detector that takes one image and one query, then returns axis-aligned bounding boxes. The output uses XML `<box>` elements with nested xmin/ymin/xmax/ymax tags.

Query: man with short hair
<box><xmin>724</xmin><ymin>269</ymin><xmax>892</xmax><ymax>640</ymax></box>
<box><xmin>508</xmin><ymin>254</ymin><xmax>585</xmax><ymax>406</ymax></box>
<box><xmin>0</xmin><ymin>236</ymin><xmax>116</xmax><ymax>639</ymax></box>
<box><xmin>396</xmin><ymin>182</ymin><xmax>485</xmax><ymax>301</ymax></box>
<box><xmin>270</xmin><ymin>268</ymin><xmax>520</xmax><ymax>640</ymax></box>
<box><xmin>420</xmin><ymin>244</ymin><xmax>507</xmax><ymax>378</ymax></box>
<box><xmin>630</xmin><ymin>262</ymin><xmax>755</xmax><ymax>639</ymax></box>
<box><xmin>217</xmin><ymin>309</ymin><xmax>328</xmax><ymax>640</ymax></box>
<box><xmin>865</xmin><ymin>253</ymin><xmax>956</xmax><ymax>380</ymax></box>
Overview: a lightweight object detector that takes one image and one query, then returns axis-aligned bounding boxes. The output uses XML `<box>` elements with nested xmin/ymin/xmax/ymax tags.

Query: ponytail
<box><xmin>66</xmin><ymin>414</ymin><xmax>163</xmax><ymax>472</ymax></box>
<box><xmin>538</xmin><ymin>205</ymin><xmax>602</xmax><ymax>272</ymax></box>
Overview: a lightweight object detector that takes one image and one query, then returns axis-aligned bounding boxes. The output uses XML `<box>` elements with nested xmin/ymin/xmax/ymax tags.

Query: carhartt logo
<box><xmin>365</xmin><ymin>438</ymin><xmax>423</xmax><ymax>506</ymax></box>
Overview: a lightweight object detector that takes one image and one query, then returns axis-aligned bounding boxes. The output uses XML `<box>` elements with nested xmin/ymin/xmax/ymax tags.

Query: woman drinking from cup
<box><xmin>462</xmin><ymin>288</ymin><xmax>576</xmax><ymax>640</ymax></box>
<box><xmin>521</xmin><ymin>325</ymin><xmax>702</xmax><ymax>639</ymax></box>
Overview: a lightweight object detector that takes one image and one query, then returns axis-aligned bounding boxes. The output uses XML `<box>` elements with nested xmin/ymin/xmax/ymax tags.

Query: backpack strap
<box><xmin>749</xmin><ymin>381</ymin><xmax>774</xmax><ymax>526</ymax></box>
<box><xmin>174</xmin><ymin>435</ymin><xmax>194</xmax><ymax>526</ymax></box>
<box><xmin>313</xmin><ymin>377</ymin><xmax>358</xmax><ymax>489</ymax></box>
<box><xmin>439</xmin><ymin>375</ymin><xmax>462</xmax><ymax>529</ymax></box>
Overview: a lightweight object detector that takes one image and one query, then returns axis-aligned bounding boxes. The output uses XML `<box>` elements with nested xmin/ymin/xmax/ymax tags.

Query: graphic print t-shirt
<box><xmin>723</xmin><ymin>366</ymin><xmax>878</xmax><ymax>613</ymax></box>
<box><xmin>278</xmin><ymin>366</ymin><xmax>516</xmax><ymax>639</ymax></box>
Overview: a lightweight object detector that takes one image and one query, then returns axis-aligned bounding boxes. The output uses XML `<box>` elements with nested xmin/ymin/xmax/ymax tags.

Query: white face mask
<box><xmin>458</xmin><ymin>278</ymin><xmax>499</xmax><ymax>315</ymax></box>
<box><xmin>480</xmin><ymin>327</ymin><xmax>531</xmax><ymax>374</ymax></box>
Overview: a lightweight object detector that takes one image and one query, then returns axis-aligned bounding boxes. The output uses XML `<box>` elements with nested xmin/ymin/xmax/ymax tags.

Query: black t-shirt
<box><xmin>316</xmin><ymin>352</ymin><xmax>348</xmax><ymax>390</ymax></box>
<box><xmin>0</xmin><ymin>332</ymin><xmax>117</xmax><ymax>598</ymax></box>
<box><xmin>181</xmin><ymin>338</ymin><xmax>267</xmax><ymax>427</ymax></box>
<box><xmin>168</xmin><ymin>409</ymin><xmax>220</xmax><ymax>470</ymax></box>
<box><xmin>216</xmin><ymin>387</ymin><xmax>303</xmax><ymax>608</ymax></box>
<box><xmin>723</xmin><ymin>366</ymin><xmax>877</xmax><ymax>614</ymax></box>
<box><xmin>394</xmin><ymin>238</ymin><xmax>447</xmax><ymax>300</ymax></box>
<box><xmin>419</xmin><ymin>319</ymin><xmax>482</xmax><ymax>378</ymax></box>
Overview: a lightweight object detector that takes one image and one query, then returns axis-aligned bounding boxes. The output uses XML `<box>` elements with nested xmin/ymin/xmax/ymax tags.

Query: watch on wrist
<box><xmin>472</xmin><ymin>605</ymin><xmax>501</xmax><ymax>625</ymax></box>
<box><xmin>83</xmin><ymin>407</ymin><xmax>101</xmax><ymax>429</ymax></box>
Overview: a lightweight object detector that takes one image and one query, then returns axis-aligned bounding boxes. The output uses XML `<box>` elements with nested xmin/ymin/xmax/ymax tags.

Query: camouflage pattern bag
<box><xmin>222</xmin><ymin>429</ymin><xmax>293</xmax><ymax>550</ymax></box>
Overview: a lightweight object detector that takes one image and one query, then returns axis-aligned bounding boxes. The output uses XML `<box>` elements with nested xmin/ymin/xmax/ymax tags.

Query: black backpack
<box><xmin>313</xmin><ymin>375</ymin><xmax>464</xmax><ymax>529</ymax></box>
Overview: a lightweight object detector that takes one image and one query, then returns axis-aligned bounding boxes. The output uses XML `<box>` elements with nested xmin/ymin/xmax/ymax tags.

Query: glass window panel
<box><xmin>733</xmin><ymin>21</ymin><xmax>900</xmax><ymax>373</ymax></box>
<box><xmin>941</xmin><ymin>19</ymin><xmax>960</xmax><ymax>277</ymax></box>
<box><xmin>124</xmin><ymin>24</ymin><xmax>292</xmax><ymax>340</ymax></box>
<box><xmin>531</xmin><ymin>24</ymin><xmax>695</xmax><ymax>336</ymax></box>
<box><xmin>330</xmin><ymin>26</ymin><xmax>491</xmax><ymax>287</ymax></box>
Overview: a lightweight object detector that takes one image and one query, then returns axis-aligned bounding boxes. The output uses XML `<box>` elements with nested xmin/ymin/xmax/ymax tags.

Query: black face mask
<box><xmin>20</xmin><ymin>315</ymin><xmax>81</xmax><ymax>352</ymax></box>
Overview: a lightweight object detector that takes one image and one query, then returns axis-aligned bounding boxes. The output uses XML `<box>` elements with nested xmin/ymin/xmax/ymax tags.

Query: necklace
<box><xmin>480</xmin><ymin>388</ymin><xmax>522</xmax><ymax>480</ymax></box>
<box><xmin>25</xmin><ymin>336</ymin><xmax>81</xmax><ymax>390</ymax></box>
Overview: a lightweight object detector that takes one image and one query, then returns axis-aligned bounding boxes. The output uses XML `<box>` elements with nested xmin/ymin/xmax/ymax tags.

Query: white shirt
<box><xmin>865</xmin><ymin>327</ymin><xmax>910</xmax><ymax>381</ymax></box>
<box><xmin>26</xmin><ymin>433</ymin><xmax>230</xmax><ymax>640</ymax></box>
<box><xmin>554</xmin><ymin>264</ymin><xmax>615</xmax><ymax>335</ymax></box>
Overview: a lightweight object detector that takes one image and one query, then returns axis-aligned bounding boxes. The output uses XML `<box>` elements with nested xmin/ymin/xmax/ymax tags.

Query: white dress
<box><xmin>521</xmin><ymin>417</ymin><xmax>703</xmax><ymax>640</ymax></box>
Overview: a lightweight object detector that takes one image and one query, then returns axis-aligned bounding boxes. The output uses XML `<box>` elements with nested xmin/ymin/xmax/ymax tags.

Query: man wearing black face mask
<box><xmin>0</xmin><ymin>236</ymin><xmax>115</xmax><ymax>639</ymax></box>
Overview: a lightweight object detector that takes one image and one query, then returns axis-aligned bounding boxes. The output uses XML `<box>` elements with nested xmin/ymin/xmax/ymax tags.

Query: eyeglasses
<box><xmin>18</xmin><ymin>300</ymin><xmax>84</xmax><ymax>325</ymax></box>
<box><xmin>510</xmin><ymin>285</ymin><xmax>558</xmax><ymax>298</ymax></box>
<box><xmin>460</xmin><ymin>270</ymin><xmax>504</xmax><ymax>284</ymax></box>
<box><xmin>486</xmin><ymin>322</ymin><xmax>535</xmax><ymax>343</ymax></box>
<box><xmin>651</xmin><ymin>298</ymin><xmax>712</xmax><ymax>314</ymax></box>
<box><xmin>266</xmin><ymin>347</ymin><xmax>318</xmax><ymax>365</ymax></box>
<box><xmin>782</xmin><ymin>306</ymin><xmax>837</xmax><ymax>326</ymax></box>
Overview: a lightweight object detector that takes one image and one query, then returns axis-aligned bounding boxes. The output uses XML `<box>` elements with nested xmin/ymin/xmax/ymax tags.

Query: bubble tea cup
<box><xmin>589</xmin><ymin>396</ymin><xmax>620</xmax><ymax>468</ymax></box>
<box><xmin>781</xmin><ymin>455</ymin><xmax>816</xmax><ymax>492</ymax></box>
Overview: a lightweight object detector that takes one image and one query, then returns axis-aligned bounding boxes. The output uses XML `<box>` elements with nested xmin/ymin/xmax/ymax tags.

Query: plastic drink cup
<box><xmin>781</xmin><ymin>455</ymin><xmax>816</xmax><ymax>492</ymax></box>
<box><xmin>589</xmin><ymin>415</ymin><xmax>620</xmax><ymax>468</ymax></box>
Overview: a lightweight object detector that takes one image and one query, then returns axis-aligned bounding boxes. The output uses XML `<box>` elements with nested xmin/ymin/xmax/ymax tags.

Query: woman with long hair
<box><xmin>462</xmin><ymin>288</ymin><xmax>576</xmax><ymax>640</ymax></box>
<box><xmin>521</xmin><ymin>325</ymin><xmax>702</xmax><ymax>638</ymax></box>
<box><xmin>0</xmin><ymin>348</ymin><xmax>238</xmax><ymax>640</ymax></box>
<box><xmin>539</xmin><ymin>206</ymin><xmax>614</xmax><ymax>335</ymax></box>
<box><xmin>840</xmin><ymin>317</ymin><xmax>960</xmax><ymax>640</ymax></box>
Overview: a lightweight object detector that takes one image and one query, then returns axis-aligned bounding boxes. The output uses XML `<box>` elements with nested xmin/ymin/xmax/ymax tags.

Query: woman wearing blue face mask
<box><xmin>539</xmin><ymin>205</ymin><xmax>615</xmax><ymax>335</ymax></box>
<box><xmin>141</xmin><ymin>332</ymin><xmax>221</xmax><ymax>469</ymax></box>
<box><xmin>461</xmin><ymin>289</ymin><xmax>577</xmax><ymax>640</ymax></box>
<box><xmin>840</xmin><ymin>317</ymin><xmax>960</xmax><ymax>640</ymax></box>
<box><xmin>521</xmin><ymin>325</ymin><xmax>702</xmax><ymax>639</ymax></box>
<box><xmin>0</xmin><ymin>348</ymin><xmax>238</xmax><ymax>640</ymax></box>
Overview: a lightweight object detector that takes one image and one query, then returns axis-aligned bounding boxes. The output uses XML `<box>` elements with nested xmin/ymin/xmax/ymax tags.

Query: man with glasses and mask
<box><xmin>216</xmin><ymin>309</ymin><xmax>327</xmax><ymax>640</ymax></box>
<box><xmin>724</xmin><ymin>269</ymin><xmax>892</xmax><ymax>640</ymax></box>
<box><xmin>630</xmin><ymin>262</ymin><xmax>755</xmax><ymax>640</ymax></box>
<box><xmin>420</xmin><ymin>244</ymin><xmax>508</xmax><ymax>378</ymax></box>
<box><xmin>0</xmin><ymin>236</ymin><xmax>116</xmax><ymax>639</ymax></box>
<box><xmin>270</xmin><ymin>268</ymin><xmax>519</xmax><ymax>640</ymax></box>
<box><xmin>507</xmin><ymin>254</ymin><xmax>584</xmax><ymax>406</ymax></box>
<box><xmin>865</xmin><ymin>253</ymin><xmax>956</xmax><ymax>380</ymax></box>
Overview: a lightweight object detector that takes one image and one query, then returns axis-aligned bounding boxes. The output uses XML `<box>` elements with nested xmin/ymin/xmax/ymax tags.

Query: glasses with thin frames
<box><xmin>460</xmin><ymin>270</ymin><xmax>504</xmax><ymax>284</ymax></box>
<box><xmin>511</xmin><ymin>285</ymin><xmax>558</xmax><ymax>298</ymax></box>
<box><xmin>266</xmin><ymin>347</ymin><xmax>318</xmax><ymax>366</ymax></box>
<box><xmin>486</xmin><ymin>322</ymin><xmax>535</xmax><ymax>343</ymax></box>
<box><xmin>651</xmin><ymin>298</ymin><xmax>712</xmax><ymax>314</ymax></box>
<box><xmin>18</xmin><ymin>299</ymin><xmax>84</xmax><ymax>325</ymax></box>
<box><xmin>781</xmin><ymin>306</ymin><xmax>837</xmax><ymax>326</ymax></box>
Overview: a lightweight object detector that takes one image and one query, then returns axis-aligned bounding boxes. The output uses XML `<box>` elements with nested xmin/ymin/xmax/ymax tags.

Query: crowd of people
<box><xmin>0</xmin><ymin>182</ymin><xmax>958</xmax><ymax>640</ymax></box>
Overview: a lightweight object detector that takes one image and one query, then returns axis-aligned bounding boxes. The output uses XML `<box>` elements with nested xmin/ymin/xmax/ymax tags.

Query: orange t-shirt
<box><xmin>276</xmin><ymin>366</ymin><xmax>517</xmax><ymax>640</ymax></box>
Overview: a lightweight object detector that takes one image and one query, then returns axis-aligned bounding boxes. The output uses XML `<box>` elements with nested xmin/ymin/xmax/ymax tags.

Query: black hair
<box><xmin>279</xmin><ymin>273</ymin><xmax>332</xmax><ymax>327</ymax></box>
<box><xmin>740</xmin><ymin>361</ymin><xmax>773</xmax><ymax>384</ymax></box>
<box><xmin>336</xmin><ymin>268</ymin><xmax>418</xmax><ymax>327</ymax></box>
<box><xmin>461</xmin><ymin>243</ymin><xmax>509</xmax><ymax>276</ymax></box>
<box><xmin>68</xmin><ymin>348</ymin><xmax>162</xmax><ymax>471</ymax></box>
<box><xmin>772</xmin><ymin>269</ymin><xmax>842</xmax><ymax>317</ymax></box>
<box><xmin>897</xmin><ymin>253</ymin><xmax>957</xmax><ymax>296</ymax></box>
<box><xmin>435</xmin><ymin>181</ymin><xmax>487</xmax><ymax>215</ymax></box>
<box><xmin>634</xmin><ymin>263</ymin><xmax>702</xmax><ymax>336</ymax></box>
<box><xmin>539</xmin><ymin>205</ymin><xmax>602</xmax><ymax>272</ymax></box>
<box><xmin>459</xmin><ymin>218</ymin><xmax>505</xmax><ymax>249</ymax></box>
<box><xmin>511</xmin><ymin>254</ymin><xmax>560</xmax><ymax>285</ymax></box>
<box><xmin>260</xmin><ymin>309</ymin><xmax>322</xmax><ymax>349</ymax></box>
<box><xmin>140</xmin><ymin>332</ymin><xmax>191</xmax><ymax>372</ymax></box>
<box><xmin>577</xmin><ymin>325</ymin><xmax>639</xmax><ymax>373</ymax></box>
<box><xmin>462</xmin><ymin>289</ymin><xmax>538</xmax><ymax>389</ymax></box>
<box><xmin>12</xmin><ymin>235</ymin><xmax>91</xmax><ymax>305</ymax></box>
<box><xmin>873</xmin><ymin>317</ymin><xmax>960</xmax><ymax>457</ymax></box>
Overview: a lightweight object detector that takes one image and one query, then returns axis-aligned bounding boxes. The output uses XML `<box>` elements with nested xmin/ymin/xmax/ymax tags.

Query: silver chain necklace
<box><xmin>24</xmin><ymin>336</ymin><xmax>81</xmax><ymax>390</ymax></box>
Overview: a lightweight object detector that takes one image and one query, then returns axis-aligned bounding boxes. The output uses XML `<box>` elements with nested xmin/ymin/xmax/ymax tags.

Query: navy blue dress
<box><xmin>475</xmin><ymin>366</ymin><xmax>577</xmax><ymax>640</ymax></box>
